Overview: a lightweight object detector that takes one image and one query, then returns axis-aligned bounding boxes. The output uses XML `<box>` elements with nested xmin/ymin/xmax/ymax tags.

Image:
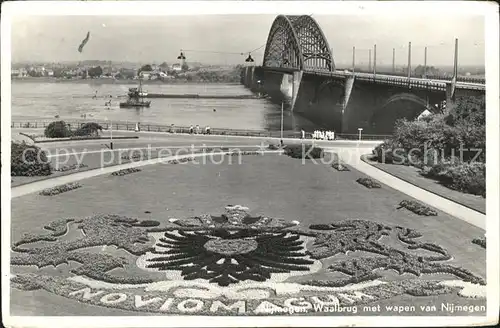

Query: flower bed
<box><xmin>331</xmin><ymin>163</ymin><xmax>350</xmax><ymax>171</ymax></box>
<box><xmin>53</xmin><ymin>163</ymin><xmax>88</xmax><ymax>172</ymax></box>
<box><xmin>356</xmin><ymin>177</ymin><xmax>381</xmax><ymax>188</ymax></box>
<box><xmin>121</xmin><ymin>154</ymin><xmax>143</xmax><ymax>161</ymax></box>
<box><xmin>472</xmin><ymin>237</ymin><xmax>486</xmax><ymax>249</ymax></box>
<box><xmin>284</xmin><ymin>145</ymin><xmax>323</xmax><ymax>159</ymax></box>
<box><xmin>398</xmin><ymin>200</ymin><xmax>438</xmax><ymax>216</ymax></box>
<box><xmin>111</xmin><ymin>168</ymin><xmax>142</xmax><ymax>176</ymax></box>
<box><xmin>39</xmin><ymin>182</ymin><xmax>82</xmax><ymax>196</ymax></box>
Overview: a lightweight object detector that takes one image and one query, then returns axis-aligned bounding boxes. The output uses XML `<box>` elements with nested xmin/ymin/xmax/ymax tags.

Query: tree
<box><xmin>74</xmin><ymin>122</ymin><xmax>103</xmax><ymax>137</ymax></box>
<box><xmin>87</xmin><ymin>66</ymin><xmax>103</xmax><ymax>78</ymax></box>
<box><xmin>139</xmin><ymin>64</ymin><xmax>153</xmax><ymax>74</ymax></box>
<box><xmin>44</xmin><ymin>121</ymin><xmax>72</xmax><ymax>138</ymax></box>
<box><xmin>414</xmin><ymin>65</ymin><xmax>440</xmax><ymax>77</ymax></box>
<box><xmin>181</xmin><ymin>63</ymin><xmax>189</xmax><ymax>71</ymax></box>
<box><xmin>159</xmin><ymin>62</ymin><xmax>169</xmax><ymax>69</ymax></box>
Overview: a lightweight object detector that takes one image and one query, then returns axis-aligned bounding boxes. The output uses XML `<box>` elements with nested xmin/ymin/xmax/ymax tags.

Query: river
<box><xmin>11</xmin><ymin>80</ymin><xmax>321</xmax><ymax>132</ymax></box>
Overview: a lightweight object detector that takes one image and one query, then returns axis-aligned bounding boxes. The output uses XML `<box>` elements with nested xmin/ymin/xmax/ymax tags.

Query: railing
<box><xmin>11</xmin><ymin>120</ymin><xmax>391</xmax><ymax>140</ymax></box>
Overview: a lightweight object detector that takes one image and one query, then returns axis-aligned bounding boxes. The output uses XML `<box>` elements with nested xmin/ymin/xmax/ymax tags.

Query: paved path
<box><xmin>327</xmin><ymin>148</ymin><xmax>486</xmax><ymax>230</ymax></box>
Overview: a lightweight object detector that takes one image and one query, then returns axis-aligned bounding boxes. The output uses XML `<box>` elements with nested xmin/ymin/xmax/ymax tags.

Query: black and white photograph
<box><xmin>1</xmin><ymin>1</ymin><xmax>498</xmax><ymax>327</ymax></box>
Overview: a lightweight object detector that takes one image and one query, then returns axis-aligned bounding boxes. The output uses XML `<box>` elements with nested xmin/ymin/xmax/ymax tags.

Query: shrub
<box><xmin>356</xmin><ymin>177</ymin><xmax>381</xmax><ymax>189</ymax></box>
<box><xmin>472</xmin><ymin>237</ymin><xmax>486</xmax><ymax>249</ymax></box>
<box><xmin>422</xmin><ymin>162</ymin><xmax>485</xmax><ymax>197</ymax></box>
<box><xmin>39</xmin><ymin>182</ymin><xmax>81</xmax><ymax>196</ymax></box>
<box><xmin>372</xmin><ymin>140</ymin><xmax>406</xmax><ymax>164</ymax></box>
<box><xmin>398</xmin><ymin>200</ymin><xmax>437</xmax><ymax>216</ymax></box>
<box><xmin>11</xmin><ymin>141</ymin><xmax>52</xmax><ymax>176</ymax></box>
<box><xmin>284</xmin><ymin>144</ymin><xmax>323</xmax><ymax>159</ymax></box>
<box><xmin>44</xmin><ymin>121</ymin><xmax>72</xmax><ymax>138</ymax></box>
<box><xmin>73</xmin><ymin>122</ymin><xmax>103</xmax><ymax>137</ymax></box>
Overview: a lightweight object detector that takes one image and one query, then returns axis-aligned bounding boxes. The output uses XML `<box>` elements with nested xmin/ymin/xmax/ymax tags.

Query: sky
<box><xmin>11</xmin><ymin>14</ymin><xmax>485</xmax><ymax>67</ymax></box>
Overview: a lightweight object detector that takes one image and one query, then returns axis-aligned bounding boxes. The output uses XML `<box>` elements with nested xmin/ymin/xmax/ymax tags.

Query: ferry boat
<box><xmin>120</xmin><ymin>79</ymin><xmax>151</xmax><ymax>108</ymax></box>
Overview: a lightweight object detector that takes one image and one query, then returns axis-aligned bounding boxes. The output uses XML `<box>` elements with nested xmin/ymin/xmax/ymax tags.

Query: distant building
<box><xmin>139</xmin><ymin>71</ymin><xmax>153</xmax><ymax>80</ymax></box>
<box><xmin>171</xmin><ymin>63</ymin><xmax>182</xmax><ymax>72</ymax></box>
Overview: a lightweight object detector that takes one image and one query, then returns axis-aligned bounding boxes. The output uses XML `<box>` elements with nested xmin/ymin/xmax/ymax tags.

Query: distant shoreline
<box><xmin>11</xmin><ymin>77</ymin><xmax>241</xmax><ymax>85</ymax></box>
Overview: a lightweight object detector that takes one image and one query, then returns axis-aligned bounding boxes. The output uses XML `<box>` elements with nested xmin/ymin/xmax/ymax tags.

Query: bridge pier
<box><xmin>263</xmin><ymin>70</ymin><xmax>286</xmax><ymax>102</ymax></box>
<box><xmin>291</xmin><ymin>71</ymin><xmax>303</xmax><ymax>112</ymax></box>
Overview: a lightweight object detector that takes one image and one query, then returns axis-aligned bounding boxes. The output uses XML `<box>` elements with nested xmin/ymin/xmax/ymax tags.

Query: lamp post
<box><xmin>352</xmin><ymin>46</ymin><xmax>355</xmax><ymax>74</ymax></box>
<box><xmin>392</xmin><ymin>48</ymin><xmax>395</xmax><ymax>73</ymax></box>
<box><xmin>368</xmin><ymin>49</ymin><xmax>372</xmax><ymax>72</ymax></box>
<box><xmin>424</xmin><ymin>46</ymin><xmax>427</xmax><ymax>78</ymax></box>
<box><xmin>407</xmin><ymin>42</ymin><xmax>412</xmax><ymax>79</ymax></box>
<box><xmin>358</xmin><ymin>127</ymin><xmax>363</xmax><ymax>141</ymax></box>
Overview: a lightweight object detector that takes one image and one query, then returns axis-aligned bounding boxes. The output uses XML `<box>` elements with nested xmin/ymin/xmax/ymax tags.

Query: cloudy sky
<box><xmin>11</xmin><ymin>14</ymin><xmax>485</xmax><ymax>67</ymax></box>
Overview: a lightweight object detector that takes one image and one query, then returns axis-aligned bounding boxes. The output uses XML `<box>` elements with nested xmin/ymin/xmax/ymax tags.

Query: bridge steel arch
<box><xmin>263</xmin><ymin>15</ymin><xmax>335</xmax><ymax>72</ymax></box>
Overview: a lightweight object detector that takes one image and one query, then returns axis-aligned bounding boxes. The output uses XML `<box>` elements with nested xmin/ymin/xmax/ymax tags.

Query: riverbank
<box><xmin>11</xmin><ymin>77</ymin><xmax>241</xmax><ymax>85</ymax></box>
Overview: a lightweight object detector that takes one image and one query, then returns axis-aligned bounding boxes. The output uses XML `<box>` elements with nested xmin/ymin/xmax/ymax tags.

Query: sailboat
<box><xmin>119</xmin><ymin>79</ymin><xmax>151</xmax><ymax>108</ymax></box>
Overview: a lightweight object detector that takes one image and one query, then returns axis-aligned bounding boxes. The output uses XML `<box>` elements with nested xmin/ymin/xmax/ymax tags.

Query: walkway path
<box><xmin>328</xmin><ymin>148</ymin><xmax>486</xmax><ymax>230</ymax></box>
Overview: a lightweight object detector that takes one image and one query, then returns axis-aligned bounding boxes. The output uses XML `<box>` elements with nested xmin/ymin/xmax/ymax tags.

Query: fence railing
<box><xmin>11</xmin><ymin>120</ymin><xmax>391</xmax><ymax>141</ymax></box>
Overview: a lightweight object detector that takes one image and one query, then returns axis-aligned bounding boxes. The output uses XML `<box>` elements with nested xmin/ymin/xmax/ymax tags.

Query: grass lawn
<box><xmin>11</xmin><ymin>146</ymin><xmax>262</xmax><ymax>187</ymax></box>
<box><xmin>361</xmin><ymin>155</ymin><xmax>485</xmax><ymax>214</ymax></box>
<box><xmin>10</xmin><ymin>153</ymin><xmax>486</xmax><ymax>316</ymax></box>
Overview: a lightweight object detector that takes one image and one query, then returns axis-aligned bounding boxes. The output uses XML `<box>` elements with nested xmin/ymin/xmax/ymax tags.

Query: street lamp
<box><xmin>358</xmin><ymin>127</ymin><xmax>363</xmax><ymax>141</ymax></box>
<box><xmin>245</xmin><ymin>53</ymin><xmax>254</xmax><ymax>63</ymax></box>
<box><xmin>177</xmin><ymin>51</ymin><xmax>186</xmax><ymax>60</ymax></box>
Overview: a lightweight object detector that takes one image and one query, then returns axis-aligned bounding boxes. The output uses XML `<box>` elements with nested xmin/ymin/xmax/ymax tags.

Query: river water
<box><xmin>11</xmin><ymin>81</ymin><xmax>321</xmax><ymax>132</ymax></box>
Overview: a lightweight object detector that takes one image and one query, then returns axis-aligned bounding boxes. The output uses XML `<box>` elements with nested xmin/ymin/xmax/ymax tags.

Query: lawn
<box><xmin>10</xmin><ymin>153</ymin><xmax>486</xmax><ymax>316</ymax></box>
<box><xmin>361</xmin><ymin>155</ymin><xmax>485</xmax><ymax>214</ymax></box>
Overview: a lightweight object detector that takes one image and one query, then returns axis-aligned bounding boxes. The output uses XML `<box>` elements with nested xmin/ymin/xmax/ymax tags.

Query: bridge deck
<box><xmin>260</xmin><ymin>67</ymin><xmax>485</xmax><ymax>92</ymax></box>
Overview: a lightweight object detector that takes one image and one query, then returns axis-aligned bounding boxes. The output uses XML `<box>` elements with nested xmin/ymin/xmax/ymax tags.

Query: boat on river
<box><xmin>120</xmin><ymin>79</ymin><xmax>151</xmax><ymax>108</ymax></box>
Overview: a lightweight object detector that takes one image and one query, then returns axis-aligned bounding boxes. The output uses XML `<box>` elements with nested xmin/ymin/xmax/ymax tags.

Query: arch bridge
<box><xmin>241</xmin><ymin>15</ymin><xmax>485</xmax><ymax>134</ymax></box>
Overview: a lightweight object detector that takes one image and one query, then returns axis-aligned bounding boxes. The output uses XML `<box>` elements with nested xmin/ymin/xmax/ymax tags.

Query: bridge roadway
<box><xmin>264</xmin><ymin>67</ymin><xmax>485</xmax><ymax>91</ymax></box>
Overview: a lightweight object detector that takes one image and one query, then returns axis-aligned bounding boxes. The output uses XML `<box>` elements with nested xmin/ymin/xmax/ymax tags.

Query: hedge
<box><xmin>284</xmin><ymin>144</ymin><xmax>323</xmax><ymax>159</ymax></box>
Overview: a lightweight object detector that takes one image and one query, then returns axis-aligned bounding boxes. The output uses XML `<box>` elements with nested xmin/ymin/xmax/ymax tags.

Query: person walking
<box><xmin>189</xmin><ymin>125</ymin><xmax>194</xmax><ymax>134</ymax></box>
<box><xmin>195</xmin><ymin>125</ymin><xmax>200</xmax><ymax>134</ymax></box>
<box><xmin>205</xmin><ymin>126</ymin><xmax>211</xmax><ymax>135</ymax></box>
<box><xmin>301</xmin><ymin>129</ymin><xmax>305</xmax><ymax>140</ymax></box>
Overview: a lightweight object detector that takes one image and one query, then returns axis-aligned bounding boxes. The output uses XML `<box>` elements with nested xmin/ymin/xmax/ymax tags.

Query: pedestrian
<box><xmin>205</xmin><ymin>126</ymin><xmax>211</xmax><ymax>135</ymax></box>
<box><xmin>170</xmin><ymin>124</ymin><xmax>176</xmax><ymax>134</ymax></box>
<box><xmin>196</xmin><ymin>125</ymin><xmax>200</xmax><ymax>134</ymax></box>
<box><xmin>189</xmin><ymin>125</ymin><xmax>194</xmax><ymax>134</ymax></box>
<box><xmin>301</xmin><ymin>129</ymin><xmax>305</xmax><ymax>140</ymax></box>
